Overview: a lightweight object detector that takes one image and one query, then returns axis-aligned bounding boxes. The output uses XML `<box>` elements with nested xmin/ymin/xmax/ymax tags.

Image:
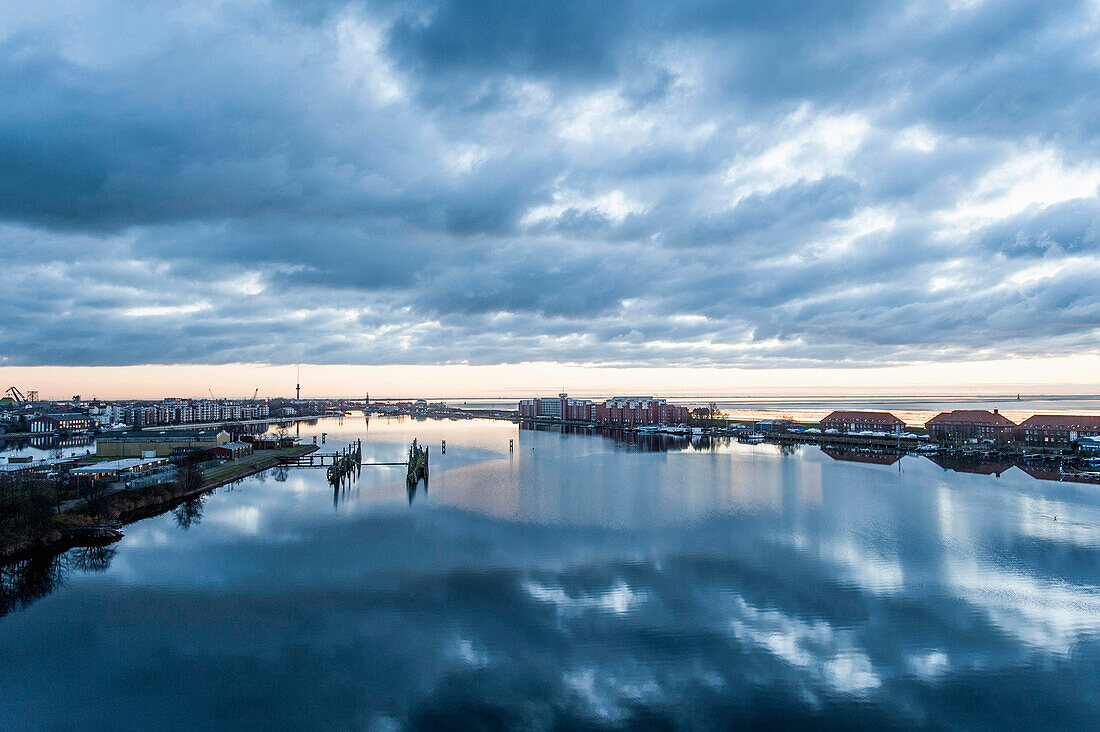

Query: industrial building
<box><xmin>213</xmin><ymin>442</ymin><xmax>253</xmax><ymax>460</ymax></box>
<box><xmin>69</xmin><ymin>457</ymin><xmax>171</xmax><ymax>481</ymax></box>
<box><xmin>28</xmin><ymin>413</ymin><xmax>96</xmax><ymax>434</ymax></box>
<box><xmin>96</xmin><ymin>429</ymin><xmax>231</xmax><ymax>458</ymax></box>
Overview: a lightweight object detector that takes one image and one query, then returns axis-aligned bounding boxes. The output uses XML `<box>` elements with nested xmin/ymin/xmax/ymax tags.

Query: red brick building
<box><xmin>213</xmin><ymin>441</ymin><xmax>253</xmax><ymax>460</ymax></box>
<box><xmin>925</xmin><ymin>409</ymin><xmax>1016</xmax><ymax>443</ymax></box>
<box><xmin>518</xmin><ymin>395</ymin><xmax>689</xmax><ymax>426</ymax></box>
<box><xmin>1018</xmin><ymin>415</ymin><xmax>1100</xmax><ymax>446</ymax></box>
<box><xmin>820</xmin><ymin>410</ymin><xmax>905</xmax><ymax>433</ymax></box>
<box><xmin>594</xmin><ymin>397</ymin><xmax>690</xmax><ymax>426</ymax></box>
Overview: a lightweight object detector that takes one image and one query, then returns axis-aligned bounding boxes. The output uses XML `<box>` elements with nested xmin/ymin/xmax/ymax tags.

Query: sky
<box><xmin>2</xmin><ymin>0</ymin><xmax>1100</xmax><ymax>398</ymax></box>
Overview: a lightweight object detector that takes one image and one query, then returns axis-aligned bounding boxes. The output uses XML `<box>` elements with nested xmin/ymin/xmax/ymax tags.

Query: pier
<box><xmin>407</xmin><ymin>439</ymin><xmax>429</xmax><ymax>486</ymax></box>
<box><xmin>276</xmin><ymin>438</ymin><xmax>430</xmax><ymax>486</ymax></box>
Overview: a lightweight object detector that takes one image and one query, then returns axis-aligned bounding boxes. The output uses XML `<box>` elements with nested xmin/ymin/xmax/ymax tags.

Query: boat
<box><xmin>738</xmin><ymin>433</ymin><xmax>765</xmax><ymax>444</ymax></box>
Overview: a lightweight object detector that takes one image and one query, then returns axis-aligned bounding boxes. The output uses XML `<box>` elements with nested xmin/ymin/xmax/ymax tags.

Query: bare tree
<box><xmin>78</xmin><ymin>479</ymin><xmax>110</xmax><ymax>515</ymax></box>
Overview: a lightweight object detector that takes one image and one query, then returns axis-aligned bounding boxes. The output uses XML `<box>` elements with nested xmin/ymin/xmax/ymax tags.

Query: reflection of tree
<box><xmin>69</xmin><ymin>545</ymin><xmax>117</xmax><ymax>573</ymax></box>
<box><xmin>273</xmin><ymin>466</ymin><xmax>289</xmax><ymax>483</ymax></box>
<box><xmin>173</xmin><ymin>496</ymin><xmax>205</xmax><ymax>529</ymax></box>
<box><xmin>0</xmin><ymin>553</ymin><xmax>65</xmax><ymax>618</ymax></box>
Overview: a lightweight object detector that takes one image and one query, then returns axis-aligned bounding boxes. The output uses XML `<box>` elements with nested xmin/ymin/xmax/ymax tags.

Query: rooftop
<box><xmin>1019</xmin><ymin>415</ymin><xmax>1100</xmax><ymax>430</ymax></box>
<box><xmin>70</xmin><ymin>458</ymin><xmax>170</xmax><ymax>475</ymax></box>
<box><xmin>98</xmin><ymin>429</ymin><xmax>227</xmax><ymax>442</ymax></box>
<box><xmin>926</xmin><ymin>410</ymin><xmax>1017</xmax><ymax>427</ymax></box>
<box><xmin>821</xmin><ymin>410</ymin><xmax>904</xmax><ymax>424</ymax></box>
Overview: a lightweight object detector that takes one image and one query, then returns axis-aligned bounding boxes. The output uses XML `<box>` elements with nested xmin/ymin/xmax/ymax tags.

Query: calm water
<box><xmin>2</xmin><ymin>416</ymin><xmax>1099</xmax><ymax>729</ymax></box>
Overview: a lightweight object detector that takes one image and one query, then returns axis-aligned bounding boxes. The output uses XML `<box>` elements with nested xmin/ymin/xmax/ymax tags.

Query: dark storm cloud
<box><xmin>1</xmin><ymin>0</ymin><xmax>1099</xmax><ymax>367</ymax></box>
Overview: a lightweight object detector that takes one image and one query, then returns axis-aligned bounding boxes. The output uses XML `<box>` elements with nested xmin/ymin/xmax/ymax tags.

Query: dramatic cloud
<box><xmin>2</xmin><ymin>0</ymin><xmax>1099</xmax><ymax>367</ymax></box>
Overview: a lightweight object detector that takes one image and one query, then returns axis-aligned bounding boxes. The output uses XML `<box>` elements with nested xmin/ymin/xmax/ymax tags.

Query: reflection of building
<box><xmin>1019</xmin><ymin>464</ymin><xmax>1100</xmax><ymax>484</ymax></box>
<box><xmin>1018</xmin><ymin>415</ymin><xmax>1100</xmax><ymax>447</ymax></box>
<box><xmin>29</xmin><ymin>434</ymin><xmax>94</xmax><ymax>450</ymax></box>
<box><xmin>96</xmin><ymin>429</ymin><xmax>231</xmax><ymax>458</ymax></box>
<box><xmin>928</xmin><ymin>455</ymin><xmax>1013</xmax><ymax>476</ymax></box>
<box><xmin>926</xmin><ymin>410</ymin><xmax>1016</xmax><ymax>443</ymax></box>
<box><xmin>820</xmin><ymin>411</ymin><xmax>904</xmax><ymax>433</ymax></box>
<box><xmin>821</xmin><ymin>447</ymin><xmax>901</xmax><ymax>466</ymax></box>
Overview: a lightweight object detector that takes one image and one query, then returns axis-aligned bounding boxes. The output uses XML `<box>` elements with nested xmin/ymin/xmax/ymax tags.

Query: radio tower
<box><xmin>296</xmin><ymin>365</ymin><xmax>301</xmax><ymax>401</ymax></box>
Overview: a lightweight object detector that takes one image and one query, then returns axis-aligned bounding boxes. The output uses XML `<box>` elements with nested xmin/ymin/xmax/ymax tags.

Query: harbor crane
<box><xmin>253</xmin><ymin>388</ymin><xmax>259</xmax><ymax>401</ymax></box>
<box><xmin>4</xmin><ymin>386</ymin><xmax>32</xmax><ymax>404</ymax></box>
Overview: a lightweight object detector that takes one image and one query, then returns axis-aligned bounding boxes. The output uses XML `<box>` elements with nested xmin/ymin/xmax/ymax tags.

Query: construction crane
<box><xmin>208</xmin><ymin>387</ymin><xmax>216</xmax><ymax>401</ymax></box>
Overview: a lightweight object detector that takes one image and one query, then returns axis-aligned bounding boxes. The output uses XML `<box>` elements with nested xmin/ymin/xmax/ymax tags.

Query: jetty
<box><xmin>276</xmin><ymin>438</ymin><xmax>429</xmax><ymax>486</ymax></box>
<box><xmin>407</xmin><ymin>439</ymin><xmax>429</xmax><ymax>486</ymax></box>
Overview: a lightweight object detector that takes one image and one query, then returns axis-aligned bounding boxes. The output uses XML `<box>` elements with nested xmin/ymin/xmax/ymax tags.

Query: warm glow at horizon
<box><xmin>3</xmin><ymin>356</ymin><xmax>1100</xmax><ymax>401</ymax></box>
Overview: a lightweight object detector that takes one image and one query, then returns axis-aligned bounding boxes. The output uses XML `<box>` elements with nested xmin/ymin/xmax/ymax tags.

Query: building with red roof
<box><xmin>1018</xmin><ymin>415</ymin><xmax>1100</xmax><ymax>446</ymax></box>
<box><xmin>925</xmin><ymin>409</ymin><xmax>1016</xmax><ymax>443</ymax></box>
<box><xmin>820</xmin><ymin>410</ymin><xmax>905</xmax><ymax>433</ymax></box>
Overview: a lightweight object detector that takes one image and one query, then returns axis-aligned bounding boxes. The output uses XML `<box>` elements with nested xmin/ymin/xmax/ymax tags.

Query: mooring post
<box><xmin>509</xmin><ymin>438</ymin><xmax>513</xmax><ymax>453</ymax></box>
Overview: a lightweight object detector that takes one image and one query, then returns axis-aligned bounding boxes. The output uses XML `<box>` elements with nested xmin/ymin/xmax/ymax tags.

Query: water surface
<box><xmin>2</xmin><ymin>416</ymin><xmax>1099</xmax><ymax>729</ymax></box>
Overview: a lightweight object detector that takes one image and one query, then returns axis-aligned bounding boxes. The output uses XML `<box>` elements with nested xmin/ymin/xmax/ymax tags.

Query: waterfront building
<box><xmin>28</xmin><ymin>413</ymin><xmax>96</xmax><ymax>434</ymax></box>
<box><xmin>213</xmin><ymin>442</ymin><xmax>253</xmax><ymax>460</ymax></box>
<box><xmin>1017</xmin><ymin>415</ymin><xmax>1100</xmax><ymax>446</ymax></box>
<box><xmin>518</xmin><ymin>394</ymin><xmax>687</xmax><ymax>425</ymax></box>
<box><xmin>518</xmin><ymin>394</ymin><xmax>597</xmax><ymax>421</ymax></box>
<box><xmin>820</xmin><ymin>410</ymin><xmax>905</xmax><ymax>433</ymax></box>
<box><xmin>925</xmin><ymin>409</ymin><xmax>1016</xmax><ymax>443</ymax></box>
<box><xmin>756</xmin><ymin>419</ymin><xmax>796</xmax><ymax>432</ymax></box>
<box><xmin>594</xmin><ymin>397</ymin><xmax>691</xmax><ymax>426</ymax></box>
<box><xmin>121</xmin><ymin>400</ymin><xmax>270</xmax><ymax>427</ymax></box>
<box><xmin>96</xmin><ymin>429</ymin><xmax>231</xmax><ymax>458</ymax></box>
<box><xmin>69</xmin><ymin>457</ymin><xmax>171</xmax><ymax>481</ymax></box>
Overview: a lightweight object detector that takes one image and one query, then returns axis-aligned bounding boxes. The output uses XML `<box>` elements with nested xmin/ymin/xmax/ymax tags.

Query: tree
<box><xmin>175</xmin><ymin>462</ymin><xmax>203</xmax><ymax>495</ymax></box>
<box><xmin>77</xmin><ymin>479</ymin><xmax>110</xmax><ymax>515</ymax></box>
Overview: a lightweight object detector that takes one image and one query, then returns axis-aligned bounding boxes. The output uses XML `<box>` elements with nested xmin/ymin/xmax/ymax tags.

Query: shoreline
<box><xmin>0</xmin><ymin>444</ymin><xmax>318</xmax><ymax>563</ymax></box>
